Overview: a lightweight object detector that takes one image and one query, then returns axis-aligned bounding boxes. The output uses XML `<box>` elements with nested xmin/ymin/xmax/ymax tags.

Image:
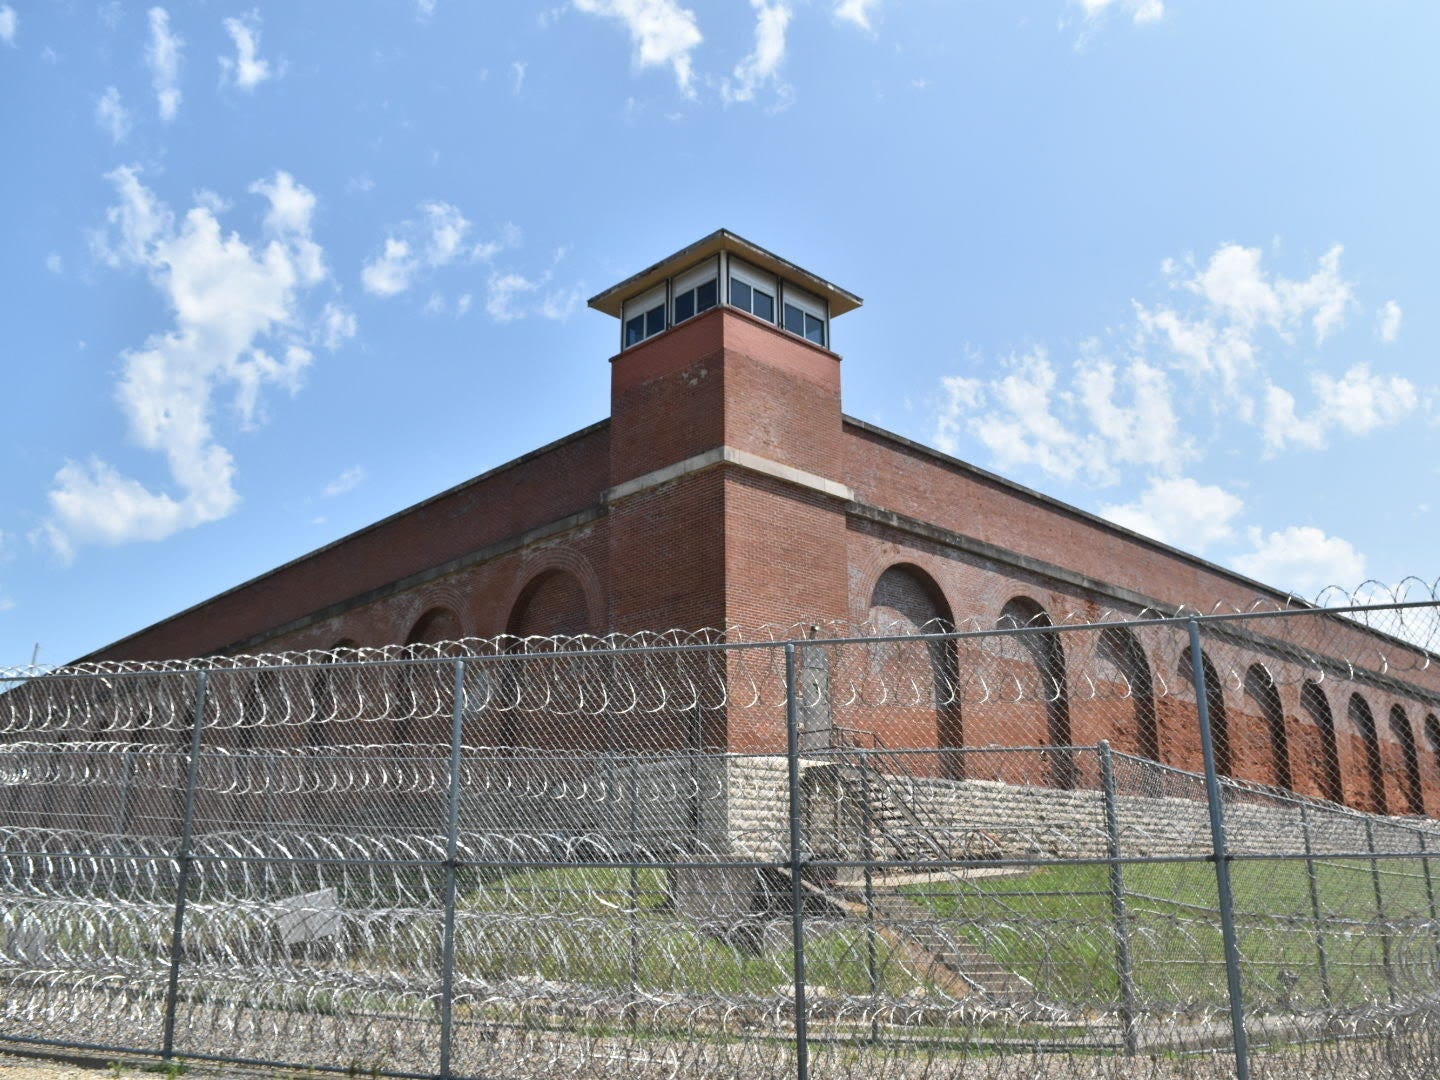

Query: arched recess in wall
<box><xmin>867</xmin><ymin>564</ymin><xmax>961</xmax><ymax>775</ymax></box>
<box><xmin>1427</xmin><ymin>715</ymin><xmax>1440</xmax><ymax>792</ymax></box>
<box><xmin>1178</xmin><ymin>646</ymin><xmax>1232</xmax><ymax>780</ymax></box>
<box><xmin>1348</xmin><ymin>694</ymin><xmax>1387</xmax><ymax>815</ymax></box>
<box><xmin>307</xmin><ymin>638</ymin><xmax>358</xmax><ymax>749</ymax></box>
<box><xmin>507</xmin><ymin>569</ymin><xmax>595</xmax><ymax>639</ymax></box>
<box><xmin>498</xmin><ymin>570</ymin><xmax>596</xmax><ymax>752</ymax></box>
<box><xmin>1244</xmin><ymin>664</ymin><xmax>1292</xmax><ymax>791</ymax></box>
<box><xmin>400</xmin><ymin>608</ymin><xmax>464</xmax><ymax>744</ymax></box>
<box><xmin>1300</xmin><ymin>681</ymin><xmax>1343</xmax><ymax>804</ymax></box>
<box><xmin>1096</xmin><ymin>626</ymin><xmax>1159</xmax><ymax>763</ymax></box>
<box><xmin>999</xmin><ymin>596</ymin><xmax>1075</xmax><ymax>789</ymax></box>
<box><xmin>1389</xmin><ymin>705</ymin><xmax>1424</xmax><ymax>815</ymax></box>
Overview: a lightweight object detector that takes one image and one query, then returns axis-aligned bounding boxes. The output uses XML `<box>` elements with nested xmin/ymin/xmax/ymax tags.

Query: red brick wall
<box><xmin>87</xmin><ymin>424</ymin><xmax>613</xmax><ymax>663</ymax></box>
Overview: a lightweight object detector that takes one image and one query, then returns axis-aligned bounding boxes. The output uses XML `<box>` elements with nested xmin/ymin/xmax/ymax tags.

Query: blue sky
<box><xmin>1</xmin><ymin>1</ymin><xmax>1436</xmax><ymax>667</ymax></box>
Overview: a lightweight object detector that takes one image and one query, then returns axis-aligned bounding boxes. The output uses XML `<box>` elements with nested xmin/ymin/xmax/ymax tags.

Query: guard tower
<box><xmin>589</xmin><ymin>232</ymin><xmax>863</xmax><ymax>735</ymax></box>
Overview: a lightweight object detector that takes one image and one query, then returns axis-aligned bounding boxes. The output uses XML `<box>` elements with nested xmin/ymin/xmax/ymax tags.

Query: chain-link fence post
<box><xmin>1098</xmin><ymin>741</ymin><xmax>1138</xmax><ymax>1055</ymax></box>
<box><xmin>438</xmin><ymin>658</ymin><xmax>467</xmax><ymax>1080</ymax></box>
<box><xmin>1364</xmin><ymin>818</ymin><xmax>1396</xmax><ymax>1005</ymax></box>
<box><xmin>859</xmin><ymin>745</ymin><xmax>879</xmax><ymax>1041</ymax></box>
<box><xmin>784</xmin><ymin>642</ymin><xmax>810</xmax><ymax>1080</ymax></box>
<box><xmin>1187</xmin><ymin>618</ymin><xmax>1250</xmax><ymax>1080</ymax></box>
<box><xmin>1417</xmin><ymin>830</ymin><xmax>1440</xmax><ymax>971</ymax></box>
<box><xmin>628</xmin><ymin>754</ymin><xmax>641</xmax><ymax>1031</ymax></box>
<box><xmin>1298</xmin><ymin>801</ymin><xmax>1332</xmax><ymax>1005</ymax></box>
<box><xmin>161</xmin><ymin>669</ymin><xmax>209</xmax><ymax>1062</ymax></box>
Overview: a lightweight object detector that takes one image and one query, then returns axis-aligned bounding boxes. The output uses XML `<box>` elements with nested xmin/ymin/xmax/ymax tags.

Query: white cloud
<box><xmin>421</xmin><ymin>201</ymin><xmax>470</xmax><ymax>266</ymax></box>
<box><xmin>319</xmin><ymin>302</ymin><xmax>357</xmax><ymax>350</ymax></box>
<box><xmin>361</xmin><ymin>238</ymin><xmax>416</xmax><ymax>297</ymax></box>
<box><xmin>45</xmin><ymin>167</ymin><xmax>335</xmax><ymax>560</ymax></box>
<box><xmin>95</xmin><ymin>86</ymin><xmax>132</xmax><ymax>144</ymax></box>
<box><xmin>0</xmin><ymin>5</ymin><xmax>15</xmax><ymax>46</ymax></box>
<box><xmin>724</xmin><ymin>1</ymin><xmax>792</xmax><ymax>105</ymax></box>
<box><xmin>416</xmin><ymin>0</ymin><xmax>436</xmax><ymax>18</ymax></box>
<box><xmin>1126</xmin><ymin>242</ymin><xmax>1359</xmax><ymax>416</ymax></box>
<box><xmin>481</xmin><ymin>270</ymin><xmax>582</xmax><ymax>324</ymax></box>
<box><xmin>220</xmin><ymin>12</ymin><xmax>273</xmax><ymax>92</ymax></box>
<box><xmin>1180</xmin><ymin>242</ymin><xmax>1354</xmax><ymax>344</ymax></box>
<box><xmin>511</xmin><ymin>60</ymin><xmax>527</xmax><ymax>95</ymax></box>
<box><xmin>322</xmin><ymin>465</ymin><xmax>365</xmax><ymax>498</ymax></box>
<box><xmin>146</xmin><ymin>7</ymin><xmax>183</xmax><ymax>122</ymax></box>
<box><xmin>1378</xmin><ymin>300</ymin><xmax>1403</xmax><ymax>344</ymax></box>
<box><xmin>573</xmin><ymin>0</ymin><xmax>703</xmax><ymax>96</ymax></box>
<box><xmin>934</xmin><ymin>347</ymin><xmax>1190</xmax><ymax>484</ymax></box>
<box><xmin>1231</xmin><ymin>526</ymin><xmax>1367</xmax><ymax>596</ymax></box>
<box><xmin>1079</xmin><ymin>0</ymin><xmax>1164</xmax><ymax>24</ymax></box>
<box><xmin>1073</xmin><ymin>351</ymin><xmax>1191</xmax><ymax>474</ymax></box>
<box><xmin>1263</xmin><ymin>363</ymin><xmax>1418</xmax><ymax>452</ymax></box>
<box><xmin>45</xmin><ymin>253</ymin><xmax>63</xmax><ymax>275</ymax></box>
<box><xmin>362</xmin><ymin>203</ymin><xmax>510</xmax><ymax>298</ymax></box>
<box><xmin>1100</xmin><ymin>477</ymin><xmax>1244</xmax><ymax>553</ymax></box>
<box><xmin>942</xmin><ymin>349</ymin><xmax>1087</xmax><ymax>480</ymax></box>
<box><xmin>485</xmin><ymin>272</ymin><xmax>540</xmax><ymax>323</ymax></box>
<box><xmin>835</xmin><ymin>0</ymin><xmax>879</xmax><ymax>31</ymax></box>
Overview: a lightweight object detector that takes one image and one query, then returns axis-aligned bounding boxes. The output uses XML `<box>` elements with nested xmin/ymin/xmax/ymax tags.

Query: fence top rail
<box><xmin>1</xmin><ymin>595</ymin><xmax>1435</xmax><ymax>682</ymax></box>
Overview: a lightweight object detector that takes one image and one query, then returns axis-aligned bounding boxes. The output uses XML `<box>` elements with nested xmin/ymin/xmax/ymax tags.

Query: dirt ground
<box><xmin>0</xmin><ymin>1053</ymin><xmax>257</xmax><ymax>1080</ymax></box>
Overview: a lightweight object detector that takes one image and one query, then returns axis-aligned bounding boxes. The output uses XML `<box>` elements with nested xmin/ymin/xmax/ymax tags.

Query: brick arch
<box><xmin>406</xmin><ymin>606</ymin><xmax>464</xmax><ymax>646</ymax></box>
<box><xmin>1179</xmin><ymin>645</ymin><xmax>1231</xmax><ymax>780</ymax></box>
<box><xmin>396</xmin><ymin>578</ymin><xmax>471</xmax><ymax>645</ymax></box>
<box><xmin>502</xmin><ymin>548</ymin><xmax>603</xmax><ymax>638</ymax></box>
<box><xmin>507</xmin><ymin>569</ymin><xmax>595</xmax><ymax>638</ymax></box>
<box><xmin>1348</xmin><ymin>693</ymin><xmax>1386</xmax><ymax>814</ymax></box>
<box><xmin>998</xmin><ymin>595</ymin><xmax>1075</xmax><ymax>789</ymax></box>
<box><xmin>307</xmin><ymin>638</ymin><xmax>360</xmax><ymax>749</ymax></box>
<box><xmin>1300</xmin><ymin>680</ymin><xmax>1343</xmax><ymax>803</ymax></box>
<box><xmin>1427</xmin><ymin>714</ymin><xmax>1440</xmax><ymax>792</ymax></box>
<box><xmin>1389</xmin><ymin>705</ymin><xmax>1424</xmax><ymax>815</ymax></box>
<box><xmin>1244</xmin><ymin>663</ymin><xmax>1293</xmax><ymax>791</ymax></box>
<box><xmin>1096</xmin><ymin>625</ymin><xmax>1159</xmax><ymax>763</ymax></box>
<box><xmin>850</xmin><ymin>545</ymin><xmax>959</xmax><ymax>629</ymax></box>
<box><xmin>864</xmin><ymin>563</ymin><xmax>962</xmax><ymax>775</ymax></box>
<box><xmin>869</xmin><ymin>562</ymin><xmax>955</xmax><ymax>632</ymax></box>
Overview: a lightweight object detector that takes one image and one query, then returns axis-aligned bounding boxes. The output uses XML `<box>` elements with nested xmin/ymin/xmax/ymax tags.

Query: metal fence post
<box><xmin>1364</xmin><ymin>818</ymin><xmax>1396</xmax><ymax>1005</ymax></box>
<box><xmin>784</xmin><ymin>643</ymin><xmax>810</xmax><ymax>1080</ymax></box>
<box><xmin>859</xmin><ymin>746</ymin><xmax>879</xmax><ymax>1041</ymax></box>
<box><xmin>161</xmin><ymin>669</ymin><xmax>210</xmax><ymax>1061</ymax></box>
<box><xmin>1297</xmin><ymin>802</ymin><xmax>1332</xmax><ymax>1005</ymax></box>
<box><xmin>1098</xmin><ymin>741</ymin><xmax>1139</xmax><ymax>1055</ymax></box>
<box><xmin>1417</xmin><ymin>830</ymin><xmax>1440</xmax><ymax>971</ymax></box>
<box><xmin>1186</xmin><ymin>619</ymin><xmax>1249</xmax><ymax>1080</ymax></box>
<box><xmin>628</xmin><ymin>755</ymin><xmax>641</xmax><ymax>1030</ymax></box>
<box><xmin>438</xmin><ymin>659</ymin><xmax>468</xmax><ymax>1080</ymax></box>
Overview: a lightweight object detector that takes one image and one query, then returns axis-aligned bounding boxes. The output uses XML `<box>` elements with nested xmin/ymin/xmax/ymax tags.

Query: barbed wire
<box><xmin>4</xmin><ymin>578</ymin><xmax>1438</xmax><ymax>682</ymax></box>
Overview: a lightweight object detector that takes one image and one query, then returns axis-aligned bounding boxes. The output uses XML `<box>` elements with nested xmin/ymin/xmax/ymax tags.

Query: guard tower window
<box><xmin>783</xmin><ymin>284</ymin><xmax>827</xmax><ymax>348</ymax></box>
<box><xmin>672</xmin><ymin>259</ymin><xmax>719</xmax><ymax>325</ymax></box>
<box><xmin>728</xmin><ymin>260</ymin><xmax>777</xmax><ymax>323</ymax></box>
<box><xmin>622</xmin><ymin>284</ymin><xmax>667</xmax><ymax>348</ymax></box>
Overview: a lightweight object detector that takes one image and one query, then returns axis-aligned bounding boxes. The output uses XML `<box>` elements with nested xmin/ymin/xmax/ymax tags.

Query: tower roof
<box><xmin>587</xmin><ymin>229</ymin><xmax>863</xmax><ymax>320</ymax></box>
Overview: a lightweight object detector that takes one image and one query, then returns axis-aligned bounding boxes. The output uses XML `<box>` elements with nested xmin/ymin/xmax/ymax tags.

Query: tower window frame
<box><xmin>671</xmin><ymin>257</ymin><xmax>720</xmax><ymax>327</ymax></box>
<box><xmin>622</xmin><ymin>283</ymin><xmax>668</xmax><ymax>349</ymax></box>
<box><xmin>782</xmin><ymin>282</ymin><xmax>828</xmax><ymax>348</ymax></box>
<box><xmin>727</xmin><ymin>259</ymin><xmax>778</xmax><ymax>324</ymax></box>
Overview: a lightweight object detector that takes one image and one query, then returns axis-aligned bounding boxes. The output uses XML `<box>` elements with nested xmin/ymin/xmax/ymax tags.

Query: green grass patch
<box><xmin>903</xmin><ymin>856</ymin><xmax>1440</xmax><ymax>1011</ymax></box>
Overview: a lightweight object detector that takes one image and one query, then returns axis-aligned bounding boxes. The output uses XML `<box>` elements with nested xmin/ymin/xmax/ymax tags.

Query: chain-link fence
<box><xmin>0</xmin><ymin>601</ymin><xmax>1438</xmax><ymax>1079</ymax></box>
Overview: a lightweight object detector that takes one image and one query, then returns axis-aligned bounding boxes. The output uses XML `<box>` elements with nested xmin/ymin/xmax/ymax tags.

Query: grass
<box><xmin>453</xmin><ymin>866</ymin><xmax>923</xmax><ymax>998</ymax></box>
<box><xmin>902</xmin><ymin>855</ymin><xmax>1440</xmax><ymax>1012</ymax></box>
